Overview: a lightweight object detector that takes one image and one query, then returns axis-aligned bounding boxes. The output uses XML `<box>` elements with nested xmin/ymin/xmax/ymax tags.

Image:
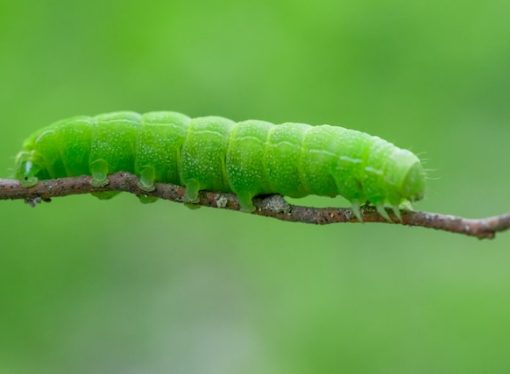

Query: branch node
<box><xmin>257</xmin><ymin>195</ymin><xmax>291</xmax><ymax>214</ymax></box>
<box><xmin>25</xmin><ymin>196</ymin><xmax>42</xmax><ymax>208</ymax></box>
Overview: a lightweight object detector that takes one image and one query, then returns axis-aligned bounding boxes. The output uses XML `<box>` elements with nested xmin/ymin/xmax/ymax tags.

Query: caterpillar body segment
<box><xmin>15</xmin><ymin>111</ymin><xmax>426</xmax><ymax>217</ymax></box>
<box><xmin>180</xmin><ymin>116</ymin><xmax>236</xmax><ymax>202</ymax></box>
<box><xmin>134</xmin><ymin>111</ymin><xmax>190</xmax><ymax>191</ymax></box>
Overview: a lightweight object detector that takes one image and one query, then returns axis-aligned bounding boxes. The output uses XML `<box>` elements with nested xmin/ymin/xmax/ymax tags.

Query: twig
<box><xmin>0</xmin><ymin>172</ymin><xmax>508</xmax><ymax>240</ymax></box>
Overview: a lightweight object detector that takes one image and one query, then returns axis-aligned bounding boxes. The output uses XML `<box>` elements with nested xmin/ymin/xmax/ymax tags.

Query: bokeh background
<box><xmin>1</xmin><ymin>1</ymin><xmax>510</xmax><ymax>373</ymax></box>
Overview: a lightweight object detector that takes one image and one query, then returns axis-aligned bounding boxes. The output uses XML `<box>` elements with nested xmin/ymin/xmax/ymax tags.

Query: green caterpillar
<box><xmin>14</xmin><ymin>111</ymin><xmax>425</xmax><ymax>219</ymax></box>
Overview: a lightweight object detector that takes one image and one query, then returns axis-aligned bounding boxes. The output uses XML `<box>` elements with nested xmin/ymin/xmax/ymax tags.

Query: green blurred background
<box><xmin>1</xmin><ymin>1</ymin><xmax>510</xmax><ymax>373</ymax></box>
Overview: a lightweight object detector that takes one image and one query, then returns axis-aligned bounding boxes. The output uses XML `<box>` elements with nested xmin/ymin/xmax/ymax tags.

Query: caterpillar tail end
<box><xmin>399</xmin><ymin>199</ymin><xmax>414</xmax><ymax>211</ymax></box>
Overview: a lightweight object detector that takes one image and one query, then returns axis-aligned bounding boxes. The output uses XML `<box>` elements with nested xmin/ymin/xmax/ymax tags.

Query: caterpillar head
<box><xmin>14</xmin><ymin>133</ymin><xmax>49</xmax><ymax>188</ymax></box>
<box><xmin>15</xmin><ymin>150</ymin><xmax>43</xmax><ymax>187</ymax></box>
<box><xmin>14</xmin><ymin>126</ymin><xmax>59</xmax><ymax>188</ymax></box>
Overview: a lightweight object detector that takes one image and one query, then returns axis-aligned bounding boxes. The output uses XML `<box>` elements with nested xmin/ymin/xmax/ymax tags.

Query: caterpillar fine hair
<box><xmin>14</xmin><ymin>111</ymin><xmax>426</xmax><ymax>220</ymax></box>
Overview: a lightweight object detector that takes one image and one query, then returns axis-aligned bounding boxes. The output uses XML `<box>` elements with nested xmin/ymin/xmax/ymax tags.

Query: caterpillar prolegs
<box><xmin>14</xmin><ymin>111</ymin><xmax>426</xmax><ymax>219</ymax></box>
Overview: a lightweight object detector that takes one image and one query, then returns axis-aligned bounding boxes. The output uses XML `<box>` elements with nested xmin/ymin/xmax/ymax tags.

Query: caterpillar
<box><xmin>14</xmin><ymin>111</ymin><xmax>425</xmax><ymax>220</ymax></box>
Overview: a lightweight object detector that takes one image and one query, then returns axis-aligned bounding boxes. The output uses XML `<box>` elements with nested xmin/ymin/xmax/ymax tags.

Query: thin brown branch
<box><xmin>0</xmin><ymin>172</ymin><xmax>508</xmax><ymax>240</ymax></box>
